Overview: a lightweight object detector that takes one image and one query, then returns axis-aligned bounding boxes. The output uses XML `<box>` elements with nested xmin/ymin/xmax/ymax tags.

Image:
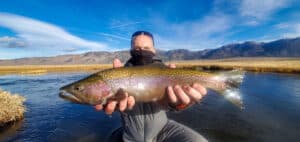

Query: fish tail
<box><xmin>217</xmin><ymin>70</ymin><xmax>245</xmax><ymax>109</ymax></box>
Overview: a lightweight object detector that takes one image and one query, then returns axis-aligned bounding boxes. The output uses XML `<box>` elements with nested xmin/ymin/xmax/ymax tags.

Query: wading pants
<box><xmin>109</xmin><ymin>103</ymin><xmax>208</xmax><ymax>142</ymax></box>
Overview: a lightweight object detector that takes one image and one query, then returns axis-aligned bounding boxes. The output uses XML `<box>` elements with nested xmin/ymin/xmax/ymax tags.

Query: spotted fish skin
<box><xmin>59</xmin><ymin>65</ymin><xmax>244</xmax><ymax>108</ymax></box>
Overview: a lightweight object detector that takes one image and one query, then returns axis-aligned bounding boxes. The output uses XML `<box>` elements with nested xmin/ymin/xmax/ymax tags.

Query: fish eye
<box><xmin>74</xmin><ymin>85</ymin><xmax>84</xmax><ymax>91</ymax></box>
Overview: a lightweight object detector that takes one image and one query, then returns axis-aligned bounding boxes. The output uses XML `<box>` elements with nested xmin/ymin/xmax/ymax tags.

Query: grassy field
<box><xmin>0</xmin><ymin>89</ymin><xmax>25</xmax><ymax>126</ymax></box>
<box><xmin>0</xmin><ymin>58</ymin><xmax>300</xmax><ymax>74</ymax></box>
<box><xmin>0</xmin><ymin>64</ymin><xmax>112</xmax><ymax>75</ymax></box>
<box><xmin>167</xmin><ymin>57</ymin><xmax>300</xmax><ymax>73</ymax></box>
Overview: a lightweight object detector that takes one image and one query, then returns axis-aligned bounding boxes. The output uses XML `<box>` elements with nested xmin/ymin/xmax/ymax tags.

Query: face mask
<box><xmin>130</xmin><ymin>49</ymin><xmax>155</xmax><ymax>65</ymax></box>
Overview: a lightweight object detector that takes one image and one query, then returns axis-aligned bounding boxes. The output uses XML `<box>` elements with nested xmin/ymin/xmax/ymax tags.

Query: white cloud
<box><xmin>275</xmin><ymin>22</ymin><xmax>300</xmax><ymax>38</ymax></box>
<box><xmin>180</xmin><ymin>14</ymin><xmax>231</xmax><ymax>37</ymax></box>
<box><xmin>239</xmin><ymin>0</ymin><xmax>289</xmax><ymax>20</ymax></box>
<box><xmin>98</xmin><ymin>32</ymin><xmax>130</xmax><ymax>41</ymax></box>
<box><xmin>0</xmin><ymin>13</ymin><xmax>107</xmax><ymax>52</ymax></box>
<box><xmin>243</xmin><ymin>20</ymin><xmax>259</xmax><ymax>26</ymax></box>
<box><xmin>110</xmin><ymin>21</ymin><xmax>144</xmax><ymax>29</ymax></box>
<box><xmin>0</xmin><ymin>36</ymin><xmax>27</xmax><ymax>48</ymax></box>
<box><xmin>275</xmin><ymin>23</ymin><xmax>290</xmax><ymax>29</ymax></box>
<box><xmin>153</xmin><ymin>13</ymin><xmax>233</xmax><ymax>50</ymax></box>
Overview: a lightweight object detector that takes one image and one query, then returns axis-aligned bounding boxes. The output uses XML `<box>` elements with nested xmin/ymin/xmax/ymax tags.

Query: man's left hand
<box><xmin>166</xmin><ymin>64</ymin><xmax>207</xmax><ymax>110</ymax></box>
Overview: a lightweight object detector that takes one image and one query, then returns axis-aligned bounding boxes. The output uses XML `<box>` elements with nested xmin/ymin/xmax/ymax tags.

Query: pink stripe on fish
<box><xmin>84</xmin><ymin>82</ymin><xmax>111</xmax><ymax>100</ymax></box>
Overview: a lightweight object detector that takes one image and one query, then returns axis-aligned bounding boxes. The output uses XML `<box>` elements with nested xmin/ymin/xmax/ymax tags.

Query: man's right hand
<box><xmin>94</xmin><ymin>58</ymin><xmax>135</xmax><ymax>115</ymax></box>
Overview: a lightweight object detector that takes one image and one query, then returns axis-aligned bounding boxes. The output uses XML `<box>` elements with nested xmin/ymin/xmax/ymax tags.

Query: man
<box><xmin>95</xmin><ymin>31</ymin><xmax>208</xmax><ymax>142</ymax></box>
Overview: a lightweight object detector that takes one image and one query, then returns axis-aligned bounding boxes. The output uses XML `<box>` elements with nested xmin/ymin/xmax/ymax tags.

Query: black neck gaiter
<box><xmin>130</xmin><ymin>50</ymin><xmax>155</xmax><ymax>66</ymax></box>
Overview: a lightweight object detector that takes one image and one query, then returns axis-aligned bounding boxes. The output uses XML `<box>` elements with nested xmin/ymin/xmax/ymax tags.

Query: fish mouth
<box><xmin>59</xmin><ymin>90</ymin><xmax>82</xmax><ymax>104</ymax></box>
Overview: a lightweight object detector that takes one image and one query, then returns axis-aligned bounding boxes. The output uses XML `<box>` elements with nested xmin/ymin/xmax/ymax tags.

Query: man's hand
<box><xmin>94</xmin><ymin>58</ymin><xmax>135</xmax><ymax>115</ymax></box>
<box><xmin>166</xmin><ymin>63</ymin><xmax>207</xmax><ymax>110</ymax></box>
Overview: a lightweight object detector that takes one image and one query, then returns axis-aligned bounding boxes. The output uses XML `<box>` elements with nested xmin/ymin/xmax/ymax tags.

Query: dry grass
<box><xmin>0</xmin><ymin>64</ymin><xmax>112</xmax><ymax>75</ymax></box>
<box><xmin>20</xmin><ymin>69</ymin><xmax>47</xmax><ymax>75</ymax></box>
<box><xmin>0</xmin><ymin>89</ymin><xmax>26</xmax><ymax>126</ymax></box>
<box><xmin>167</xmin><ymin>57</ymin><xmax>300</xmax><ymax>73</ymax></box>
<box><xmin>0</xmin><ymin>58</ymin><xmax>300</xmax><ymax>74</ymax></box>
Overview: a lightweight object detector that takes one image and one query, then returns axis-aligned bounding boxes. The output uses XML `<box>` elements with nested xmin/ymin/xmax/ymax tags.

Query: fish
<box><xmin>59</xmin><ymin>64</ymin><xmax>245</xmax><ymax>109</ymax></box>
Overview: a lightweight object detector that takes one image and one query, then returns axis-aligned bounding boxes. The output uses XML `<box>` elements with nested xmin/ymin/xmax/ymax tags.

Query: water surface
<box><xmin>0</xmin><ymin>72</ymin><xmax>300</xmax><ymax>142</ymax></box>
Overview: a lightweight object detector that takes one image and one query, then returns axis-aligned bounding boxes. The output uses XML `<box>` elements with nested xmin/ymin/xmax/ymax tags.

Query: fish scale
<box><xmin>59</xmin><ymin>65</ymin><xmax>245</xmax><ymax>109</ymax></box>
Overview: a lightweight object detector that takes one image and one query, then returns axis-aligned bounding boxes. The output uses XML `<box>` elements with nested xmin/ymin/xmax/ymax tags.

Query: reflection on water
<box><xmin>0</xmin><ymin>120</ymin><xmax>23</xmax><ymax>141</ymax></box>
<box><xmin>0</xmin><ymin>72</ymin><xmax>121</xmax><ymax>142</ymax></box>
<box><xmin>0</xmin><ymin>72</ymin><xmax>300</xmax><ymax>142</ymax></box>
<box><xmin>168</xmin><ymin>72</ymin><xmax>300</xmax><ymax>142</ymax></box>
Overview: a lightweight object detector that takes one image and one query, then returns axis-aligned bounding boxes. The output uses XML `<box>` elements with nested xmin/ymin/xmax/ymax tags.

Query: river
<box><xmin>0</xmin><ymin>71</ymin><xmax>300</xmax><ymax>142</ymax></box>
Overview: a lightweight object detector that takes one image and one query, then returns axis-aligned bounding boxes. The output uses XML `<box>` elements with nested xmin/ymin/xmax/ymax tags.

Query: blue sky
<box><xmin>0</xmin><ymin>0</ymin><xmax>300</xmax><ymax>59</ymax></box>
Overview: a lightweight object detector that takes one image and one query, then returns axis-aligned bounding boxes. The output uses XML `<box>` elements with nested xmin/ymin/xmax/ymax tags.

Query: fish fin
<box><xmin>217</xmin><ymin>70</ymin><xmax>245</xmax><ymax>109</ymax></box>
<box><xmin>219</xmin><ymin>89</ymin><xmax>244</xmax><ymax>109</ymax></box>
<box><xmin>109</xmin><ymin>88</ymin><xmax>127</xmax><ymax>102</ymax></box>
<box><xmin>223</xmin><ymin>70</ymin><xmax>244</xmax><ymax>88</ymax></box>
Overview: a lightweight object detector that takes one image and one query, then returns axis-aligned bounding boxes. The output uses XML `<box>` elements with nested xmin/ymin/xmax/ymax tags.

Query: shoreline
<box><xmin>167</xmin><ymin>58</ymin><xmax>300</xmax><ymax>74</ymax></box>
<box><xmin>0</xmin><ymin>64</ymin><xmax>112</xmax><ymax>75</ymax></box>
<box><xmin>0</xmin><ymin>58</ymin><xmax>300</xmax><ymax>74</ymax></box>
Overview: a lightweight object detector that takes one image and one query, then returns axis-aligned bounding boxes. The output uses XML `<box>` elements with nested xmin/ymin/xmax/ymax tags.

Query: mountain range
<box><xmin>0</xmin><ymin>37</ymin><xmax>299</xmax><ymax>65</ymax></box>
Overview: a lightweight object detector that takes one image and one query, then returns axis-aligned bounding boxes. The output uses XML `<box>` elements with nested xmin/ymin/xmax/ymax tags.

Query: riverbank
<box><xmin>0</xmin><ymin>64</ymin><xmax>112</xmax><ymax>75</ymax></box>
<box><xmin>167</xmin><ymin>57</ymin><xmax>300</xmax><ymax>73</ymax></box>
<box><xmin>0</xmin><ymin>89</ymin><xmax>26</xmax><ymax>127</ymax></box>
<box><xmin>0</xmin><ymin>58</ymin><xmax>299</xmax><ymax>74</ymax></box>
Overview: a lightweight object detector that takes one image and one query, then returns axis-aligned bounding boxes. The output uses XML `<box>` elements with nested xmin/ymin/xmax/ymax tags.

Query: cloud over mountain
<box><xmin>0</xmin><ymin>13</ymin><xmax>107</xmax><ymax>52</ymax></box>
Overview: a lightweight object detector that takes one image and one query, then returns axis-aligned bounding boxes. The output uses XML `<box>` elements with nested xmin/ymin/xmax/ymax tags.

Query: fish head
<box><xmin>59</xmin><ymin>75</ymin><xmax>112</xmax><ymax>105</ymax></box>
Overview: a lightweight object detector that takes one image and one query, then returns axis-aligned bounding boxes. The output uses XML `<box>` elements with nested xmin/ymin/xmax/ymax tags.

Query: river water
<box><xmin>0</xmin><ymin>71</ymin><xmax>299</xmax><ymax>142</ymax></box>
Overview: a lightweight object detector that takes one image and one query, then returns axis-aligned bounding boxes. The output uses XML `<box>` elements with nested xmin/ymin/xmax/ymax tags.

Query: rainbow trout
<box><xmin>59</xmin><ymin>64</ymin><xmax>244</xmax><ymax>108</ymax></box>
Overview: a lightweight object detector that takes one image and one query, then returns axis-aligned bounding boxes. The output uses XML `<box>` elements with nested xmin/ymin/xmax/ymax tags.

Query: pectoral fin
<box><xmin>109</xmin><ymin>88</ymin><xmax>128</xmax><ymax>102</ymax></box>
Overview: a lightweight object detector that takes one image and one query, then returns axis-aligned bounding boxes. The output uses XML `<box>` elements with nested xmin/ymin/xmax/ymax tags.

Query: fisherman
<box><xmin>94</xmin><ymin>31</ymin><xmax>208</xmax><ymax>142</ymax></box>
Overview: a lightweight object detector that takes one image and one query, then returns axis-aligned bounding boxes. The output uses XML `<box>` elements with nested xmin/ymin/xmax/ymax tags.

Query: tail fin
<box><xmin>217</xmin><ymin>70</ymin><xmax>245</xmax><ymax>109</ymax></box>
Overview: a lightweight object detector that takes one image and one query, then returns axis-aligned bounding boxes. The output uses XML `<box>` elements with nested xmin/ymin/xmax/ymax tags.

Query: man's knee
<box><xmin>157</xmin><ymin>120</ymin><xmax>208</xmax><ymax>142</ymax></box>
